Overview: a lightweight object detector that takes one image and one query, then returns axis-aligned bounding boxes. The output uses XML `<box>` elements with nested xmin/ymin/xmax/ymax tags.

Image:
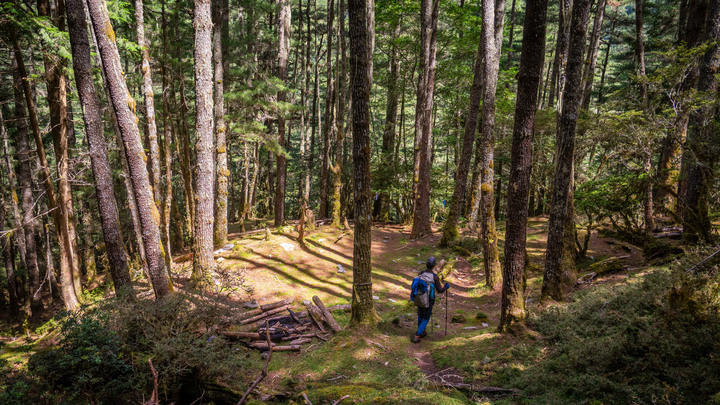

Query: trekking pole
<box><xmin>444</xmin><ymin>289</ymin><xmax>448</xmax><ymax>336</ymax></box>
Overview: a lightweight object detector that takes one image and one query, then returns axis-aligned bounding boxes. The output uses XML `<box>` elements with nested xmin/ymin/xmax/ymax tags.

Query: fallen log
<box><xmin>221</xmin><ymin>331</ymin><xmax>261</xmax><ymax>339</ymax></box>
<box><xmin>261</xmin><ymin>298</ymin><xmax>293</xmax><ymax>312</ymax></box>
<box><xmin>312</xmin><ymin>296</ymin><xmax>342</xmax><ymax>332</ymax></box>
<box><xmin>440</xmin><ymin>382</ymin><xmax>519</xmax><ymax>394</ymax></box>
<box><xmin>303</xmin><ymin>300</ymin><xmax>327</xmax><ymax>333</ymax></box>
<box><xmin>281</xmin><ymin>333</ymin><xmax>317</xmax><ymax>341</ymax></box>
<box><xmin>240</xmin><ymin>305</ymin><xmax>290</xmax><ymax>325</ymax></box>
<box><xmin>248</xmin><ymin>342</ymin><xmax>301</xmax><ymax>351</ymax></box>
<box><xmin>296</xmin><ymin>304</ymin><xmax>350</xmax><ymax>318</ymax></box>
<box><xmin>289</xmin><ymin>338</ymin><xmax>312</xmax><ymax>345</ymax></box>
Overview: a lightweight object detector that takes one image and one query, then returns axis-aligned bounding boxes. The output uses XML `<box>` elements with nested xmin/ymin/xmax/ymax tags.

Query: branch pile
<box><xmin>222</xmin><ymin>296</ymin><xmax>348</xmax><ymax>352</ymax></box>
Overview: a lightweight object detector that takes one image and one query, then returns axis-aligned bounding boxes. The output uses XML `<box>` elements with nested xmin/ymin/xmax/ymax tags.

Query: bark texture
<box><xmin>348</xmin><ymin>0</ymin><xmax>378</xmax><ymax>325</ymax></box>
<box><xmin>65</xmin><ymin>0</ymin><xmax>133</xmax><ymax>296</ymax></box>
<box><xmin>411</xmin><ymin>0</ymin><xmax>439</xmax><ymax>237</ymax></box>
<box><xmin>87</xmin><ymin>0</ymin><xmax>172</xmax><ymax>299</ymax></box>
<box><xmin>479</xmin><ymin>0</ymin><xmax>506</xmax><ymax>287</ymax></box>
<box><xmin>440</xmin><ymin>41</ymin><xmax>483</xmax><ymax>246</ymax></box>
<box><xmin>11</xmin><ymin>22</ymin><xmax>79</xmax><ymax>310</ymax></box>
<box><xmin>542</xmin><ymin>0</ymin><xmax>592</xmax><ymax>301</ymax></box>
<box><xmin>682</xmin><ymin>0</ymin><xmax>720</xmax><ymax>244</ymax></box>
<box><xmin>192</xmin><ymin>0</ymin><xmax>216</xmax><ymax>285</ymax></box>
<box><xmin>275</xmin><ymin>0</ymin><xmax>291</xmax><ymax>227</ymax></box>
<box><xmin>213</xmin><ymin>0</ymin><xmax>229</xmax><ymax>246</ymax></box>
<box><xmin>500</xmin><ymin>0</ymin><xmax>549</xmax><ymax>331</ymax></box>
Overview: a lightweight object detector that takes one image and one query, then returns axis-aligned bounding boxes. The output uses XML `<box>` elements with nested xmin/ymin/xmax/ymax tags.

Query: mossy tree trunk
<box><xmin>479</xmin><ymin>0</ymin><xmax>506</xmax><ymax>288</ymax></box>
<box><xmin>213</xmin><ymin>0</ymin><xmax>229</xmax><ymax>246</ymax></box>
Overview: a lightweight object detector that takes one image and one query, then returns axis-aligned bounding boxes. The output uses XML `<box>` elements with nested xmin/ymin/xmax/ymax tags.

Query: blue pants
<box><xmin>416</xmin><ymin>300</ymin><xmax>435</xmax><ymax>336</ymax></box>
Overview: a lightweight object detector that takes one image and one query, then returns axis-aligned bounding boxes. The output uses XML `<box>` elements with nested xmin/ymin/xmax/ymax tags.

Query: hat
<box><xmin>426</xmin><ymin>257</ymin><xmax>436</xmax><ymax>269</ymax></box>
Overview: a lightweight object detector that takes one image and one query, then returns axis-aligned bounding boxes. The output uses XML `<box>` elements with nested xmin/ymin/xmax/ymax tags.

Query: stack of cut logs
<box><xmin>221</xmin><ymin>296</ymin><xmax>349</xmax><ymax>352</ymax></box>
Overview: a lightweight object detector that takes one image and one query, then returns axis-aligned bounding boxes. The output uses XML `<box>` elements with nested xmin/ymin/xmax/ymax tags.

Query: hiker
<box><xmin>411</xmin><ymin>257</ymin><xmax>450</xmax><ymax>343</ymax></box>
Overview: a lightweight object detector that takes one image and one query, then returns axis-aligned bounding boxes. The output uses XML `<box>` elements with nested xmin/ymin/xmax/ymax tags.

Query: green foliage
<box><xmin>27</xmin><ymin>313</ymin><xmax>136</xmax><ymax>404</ymax></box>
<box><xmin>576</xmin><ymin>174</ymin><xmax>647</xmax><ymax>234</ymax></box>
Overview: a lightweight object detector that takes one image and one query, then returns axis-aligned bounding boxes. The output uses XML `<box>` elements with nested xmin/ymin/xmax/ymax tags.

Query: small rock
<box><xmin>382</xmin><ymin>240</ymin><xmax>388</xmax><ymax>243</ymax></box>
<box><xmin>483</xmin><ymin>356</ymin><xmax>491</xmax><ymax>364</ymax></box>
<box><xmin>462</xmin><ymin>326</ymin><xmax>478</xmax><ymax>330</ymax></box>
<box><xmin>261</xmin><ymin>352</ymin><xmax>270</xmax><ymax>360</ymax></box>
<box><xmin>217</xmin><ymin>257</ymin><xmax>225</xmax><ymax>263</ymax></box>
<box><xmin>223</xmin><ymin>243</ymin><xmax>234</xmax><ymax>250</ymax></box>
<box><xmin>373</xmin><ymin>296</ymin><xmax>379</xmax><ymax>300</ymax></box>
<box><xmin>244</xmin><ymin>300</ymin><xmax>259</xmax><ymax>309</ymax></box>
<box><xmin>337</xmin><ymin>264</ymin><xmax>346</xmax><ymax>273</ymax></box>
<box><xmin>481</xmin><ymin>322</ymin><xmax>489</xmax><ymax>328</ymax></box>
<box><xmin>213</xmin><ymin>249</ymin><xmax>223</xmax><ymax>255</ymax></box>
<box><xmin>388</xmin><ymin>298</ymin><xmax>397</xmax><ymax>303</ymax></box>
<box><xmin>318</xmin><ymin>238</ymin><xmax>325</xmax><ymax>243</ymax></box>
<box><xmin>590</xmin><ymin>255</ymin><xmax>595</xmax><ymax>260</ymax></box>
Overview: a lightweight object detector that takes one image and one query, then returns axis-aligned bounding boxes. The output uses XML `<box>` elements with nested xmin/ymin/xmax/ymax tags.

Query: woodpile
<box><xmin>222</xmin><ymin>295</ymin><xmax>346</xmax><ymax>352</ymax></box>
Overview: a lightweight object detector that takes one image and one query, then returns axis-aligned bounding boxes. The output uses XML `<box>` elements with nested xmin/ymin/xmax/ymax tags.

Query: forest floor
<box><xmin>164</xmin><ymin>216</ymin><xmax>652</xmax><ymax>404</ymax></box>
<box><xmin>1</xmin><ymin>216</ymin><xmax>674</xmax><ymax>404</ymax></box>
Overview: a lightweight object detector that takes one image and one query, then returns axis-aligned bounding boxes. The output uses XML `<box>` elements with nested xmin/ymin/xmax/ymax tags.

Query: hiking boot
<box><xmin>412</xmin><ymin>335</ymin><xmax>421</xmax><ymax>343</ymax></box>
<box><xmin>420</xmin><ymin>331</ymin><xmax>428</xmax><ymax>338</ymax></box>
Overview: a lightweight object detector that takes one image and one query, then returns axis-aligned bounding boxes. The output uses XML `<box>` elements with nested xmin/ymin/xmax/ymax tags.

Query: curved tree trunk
<box><xmin>11</xmin><ymin>23</ymin><xmax>79</xmax><ymax>310</ymax></box>
<box><xmin>87</xmin><ymin>0</ymin><xmax>172</xmax><ymax>299</ymax></box>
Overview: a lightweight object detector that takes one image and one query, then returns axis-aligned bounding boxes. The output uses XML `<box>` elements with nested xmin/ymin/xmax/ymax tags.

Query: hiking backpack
<box><xmin>410</xmin><ymin>271</ymin><xmax>435</xmax><ymax>308</ymax></box>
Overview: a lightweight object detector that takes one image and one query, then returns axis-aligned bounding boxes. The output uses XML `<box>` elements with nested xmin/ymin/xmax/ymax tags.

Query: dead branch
<box><xmin>148</xmin><ymin>358</ymin><xmax>159</xmax><ymax>405</ymax></box>
<box><xmin>238</xmin><ymin>320</ymin><xmax>273</xmax><ymax>405</ymax></box>
<box><xmin>240</xmin><ymin>305</ymin><xmax>290</xmax><ymax>325</ymax></box>
<box><xmin>302</xmin><ymin>392</ymin><xmax>314</xmax><ymax>405</ymax></box>
<box><xmin>332</xmin><ymin>394</ymin><xmax>351</xmax><ymax>405</ymax></box>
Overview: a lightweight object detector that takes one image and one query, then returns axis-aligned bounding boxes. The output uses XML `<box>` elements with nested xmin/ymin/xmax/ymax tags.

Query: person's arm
<box><xmin>434</xmin><ymin>274</ymin><xmax>449</xmax><ymax>293</ymax></box>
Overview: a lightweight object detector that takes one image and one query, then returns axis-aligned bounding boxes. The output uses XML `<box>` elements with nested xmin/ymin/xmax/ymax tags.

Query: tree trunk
<box><xmin>479</xmin><ymin>0</ymin><xmax>506</xmax><ymax>287</ymax></box>
<box><xmin>542</xmin><ymin>0</ymin><xmax>592</xmax><ymax>302</ymax></box>
<box><xmin>65</xmin><ymin>0</ymin><xmax>133</xmax><ymax>297</ymax></box>
<box><xmin>11</xmin><ymin>22</ymin><xmax>79</xmax><ymax>310</ymax></box>
<box><xmin>411</xmin><ymin>0</ymin><xmax>439</xmax><ymax>238</ymax></box>
<box><xmin>440</xmin><ymin>41</ymin><xmax>483</xmax><ymax>246</ymax></box>
<box><xmin>0</xmin><ymin>202</ymin><xmax>20</xmax><ymax>318</ymax></box>
<box><xmin>548</xmin><ymin>0</ymin><xmax>572</xmax><ymax>109</ymax></box>
<box><xmin>160</xmin><ymin>0</ymin><xmax>173</xmax><ymax>264</ymax></box>
<box><xmin>501</xmin><ymin>0</ymin><xmax>549</xmax><ymax>330</ymax></box>
<box><xmin>275</xmin><ymin>0</ymin><xmax>290</xmax><ymax>227</ymax></box>
<box><xmin>87</xmin><ymin>0</ymin><xmax>172</xmax><ymax>299</ymax></box>
<box><xmin>136</xmin><ymin>0</ymin><xmax>161</xmax><ymax>204</ymax></box>
<box><xmin>213</xmin><ymin>0</ymin><xmax>229</xmax><ymax>246</ymax></box>
<box><xmin>11</xmin><ymin>65</ymin><xmax>42</xmax><ymax>313</ymax></box>
<box><xmin>375</xmin><ymin>21</ymin><xmax>401</xmax><ymax>222</ymax></box>
<box><xmin>192</xmin><ymin>0</ymin><xmax>216</xmax><ymax>285</ymax></box>
<box><xmin>635</xmin><ymin>0</ymin><xmax>648</xmax><ymax>105</ymax></box>
<box><xmin>0</xmin><ymin>109</ymin><xmax>27</xmax><ymax>277</ymax></box>
<box><xmin>332</xmin><ymin>0</ymin><xmax>346</xmax><ymax>228</ymax></box>
<box><xmin>580</xmin><ymin>0</ymin><xmax>606</xmax><ymax>110</ymax></box>
<box><xmin>320</xmin><ymin>0</ymin><xmax>335</xmax><ymax>219</ymax></box>
<box><xmin>348</xmin><ymin>0</ymin><xmax>378</xmax><ymax>326</ymax></box>
<box><xmin>682</xmin><ymin>0</ymin><xmax>719</xmax><ymax>244</ymax></box>
<box><xmin>595</xmin><ymin>11</ymin><xmax>615</xmax><ymax>108</ymax></box>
